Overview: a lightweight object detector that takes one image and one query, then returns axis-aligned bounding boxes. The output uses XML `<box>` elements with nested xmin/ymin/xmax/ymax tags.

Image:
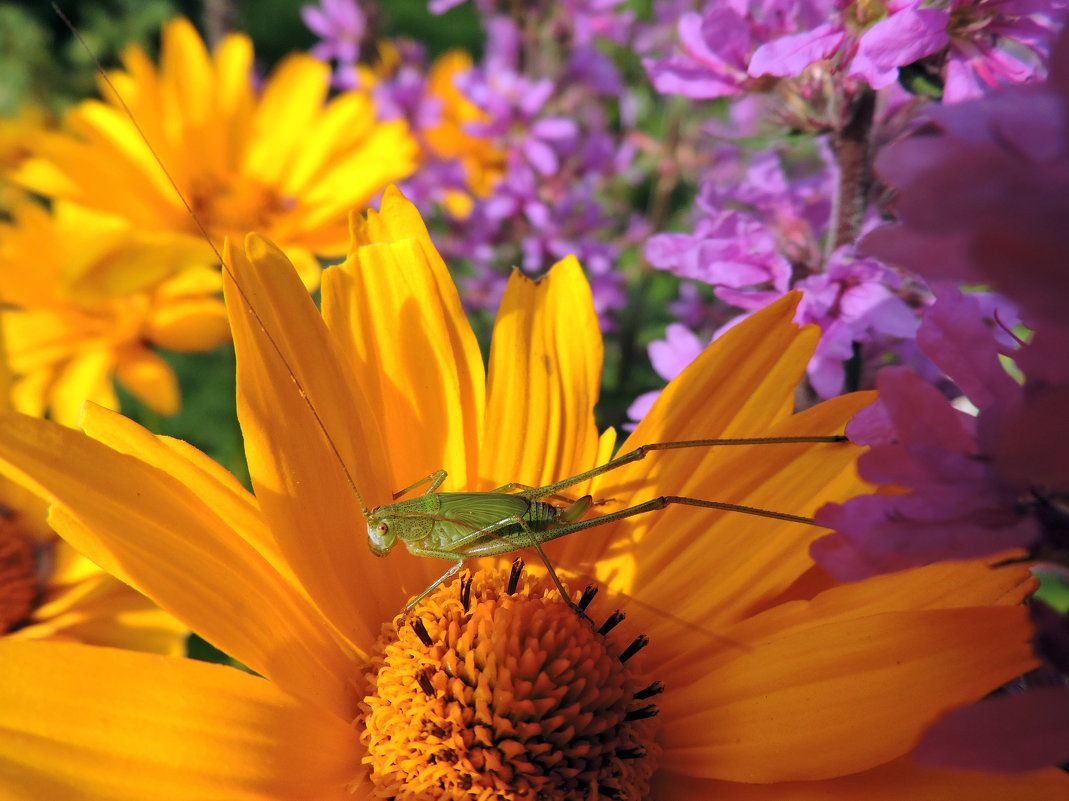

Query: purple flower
<box><xmin>645</xmin><ymin>2</ymin><xmax>831</xmax><ymax>99</ymax></box>
<box><xmin>812</xmin><ymin>288</ymin><xmax>1068</xmax><ymax>580</ymax></box>
<box><xmin>794</xmin><ymin>249</ymin><xmax>921</xmax><ymax>396</ymax></box>
<box><xmin>645</xmin><ymin>146</ymin><xmax>829</xmax><ymax>296</ymax></box>
<box><xmin>863</xmin><ymin>23</ymin><xmax>1069</xmax><ymax>333</ymax></box>
<box><xmin>562</xmin><ymin>0</ymin><xmax>636</xmax><ymax>48</ymax></box>
<box><xmin>914</xmin><ymin>684</ymin><xmax>1069</xmax><ymax>773</ymax></box>
<box><xmin>940</xmin><ymin>0</ymin><xmax>1065</xmax><ymax>102</ymax></box>
<box><xmin>749</xmin><ymin>0</ymin><xmax>949</xmax><ymax>88</ymax></box>
<box><xmin>644</xmin><ymin>9</ymin><xmax>759</xmax><ymax>99</ymax></box>
<box><xmin>647</xmin><ymin>142</ymin><xmax>927</xmax><ymax>397</ymax></box>
<box><xmin>428</xmin><ymin>0</ymin><xmax>474</xmax><ymax>13</ymax></box>
<box><xmin>627</xmin><ymin>323</ymin><xmax>706</xmax><ymax>426</ymax></box>
<box><xmin>416</xmin><ymin>13</ymin><xmax>638</xmax><ymax>323</ymax></box>
<box><xmin>301</xmin><ymin>0</ymin><xmax>367</xmax><ymax>71</ymax></box>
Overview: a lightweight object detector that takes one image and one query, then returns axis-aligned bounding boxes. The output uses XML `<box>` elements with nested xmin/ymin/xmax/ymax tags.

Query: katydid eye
<box><xmin>377</xmin><ymin>522</ymin><xmax>389</xmax><ymax>535</ymax></box>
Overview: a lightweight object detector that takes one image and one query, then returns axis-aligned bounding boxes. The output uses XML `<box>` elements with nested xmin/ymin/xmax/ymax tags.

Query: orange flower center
<box><xmin>0</xmin><ymin>516</ymin><xmax>39</xmax><ymax>634</ymax></box>
<box><xmin>189</xmin><ymin>173</ymin><xmax>294</xmax><ymax>239</ymax></box>
<box><xmin>359</xmin><ymin>563</ymin><xmax>661</xmax><ymax>800</ymax></box>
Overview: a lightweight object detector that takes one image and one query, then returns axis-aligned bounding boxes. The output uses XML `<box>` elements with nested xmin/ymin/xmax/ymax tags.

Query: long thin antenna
<box><xmin>53</xmin><ymin>2</ymin><xmax>373</xmax><ymax>517</ymax></box>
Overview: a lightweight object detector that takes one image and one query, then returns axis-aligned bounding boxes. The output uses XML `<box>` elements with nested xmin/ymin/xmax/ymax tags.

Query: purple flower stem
<box><xmin>648</xmin><ymin>108</ymin><xmax>684</xmax><ymax>233</ymax></box>
<box><xmin>826</xmin><ymin>85</ymin><xmax>876</xmax><ymax>257</ymax></box>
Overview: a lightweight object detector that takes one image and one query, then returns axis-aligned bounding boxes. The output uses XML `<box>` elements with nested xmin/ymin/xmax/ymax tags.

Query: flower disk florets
<box><xmin>0</xmin><ymin>518</ymin><xmax>37</xmax><ymax>634</ymax></box>
<box><xmin>359</xmin><ymin>567</ymin><xmax>660</xmax><ymax>800</ymax></box>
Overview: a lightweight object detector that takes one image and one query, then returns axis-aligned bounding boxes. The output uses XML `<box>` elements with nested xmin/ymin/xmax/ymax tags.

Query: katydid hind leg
<box><xmin>530</xmin><ymin>493</ymin><xmax>821</xmax><ymax>549</ymax></box>
<box><xmin>509</xmin><ymin>514</ymin><xmax>588</xmax><ymax>617</ymax></box>
<box><xmin>518</xmin><ymin>435</ymin><xmax>848</xmax><ymax>501</ymax></box>
<box><xmin>491</xmin><ymin>482</ymin><xmax>586</xmax><ymax>505</ymax></box>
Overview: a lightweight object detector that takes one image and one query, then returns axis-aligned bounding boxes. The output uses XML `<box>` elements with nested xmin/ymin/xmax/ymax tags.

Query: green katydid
<box><xmin>62</xmin><ymin>5</ymin><xmax>849</xmax><ymax>624</ymax></box>
<box><xmin>364</xmin><ymin>435</ymin><xmax>846</xmax><ymax>620</ymax></box>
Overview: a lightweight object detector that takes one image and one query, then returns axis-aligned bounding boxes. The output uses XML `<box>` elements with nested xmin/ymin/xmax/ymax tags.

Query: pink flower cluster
<box><xmin>812</xmin><ymin>289</ymin><xmax>1060</xmax><ymax>579</ymax></box>
<box><xmin>812</xmin><ymin>29</ymin><xmax>1069</xmax><ymax>769</ymax></box>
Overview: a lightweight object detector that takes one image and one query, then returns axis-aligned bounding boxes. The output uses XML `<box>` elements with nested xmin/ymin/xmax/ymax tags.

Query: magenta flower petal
<box><xmin>648</xmin><ymin>323</ymin><xmax>704</xmax><ymax>380</ymax></box>
<box><xmin>644</xmin><ymin>56</ymin><xmax>746</xmax><ymax>98</ymax></box>
<box><xmin>914</xmin><ymin>688</ymin><xmax>1069</xmax><ymax>773</ymax></box>
<box><xmin>917</xmin><ymin>290</ymin><xmax>1018</xmax><ymax>409</ymax></box>
<box><xmin>858</xmin><ymin>8</ymin><xmax>949</xmax><ymax>69</ymax></box>
<box><xmin>748</xmin><ymin>23</ymin><xmax>843</xmax><ymax>77</ymax></box>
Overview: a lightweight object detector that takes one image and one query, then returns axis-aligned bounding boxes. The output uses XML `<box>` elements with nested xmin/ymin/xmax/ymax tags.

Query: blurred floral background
<box><xmin>1</xmin><ymin>0</ymin><xmax>1068</xmax><ymax>790</ymax></box>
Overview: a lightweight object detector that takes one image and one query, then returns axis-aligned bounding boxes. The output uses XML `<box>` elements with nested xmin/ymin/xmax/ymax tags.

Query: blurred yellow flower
<box><xmin>0</xmin><ymin>104</ymin><xmax>53</xmax><ymax>211</ymax></box>
<box><xmin>0</xmin><ymin>471</ymin><xmax>187</xmax><ymax>656</ymax></box>
<box><xmin>0</xmin><ymin>325</ymin><xmax>185</xmax><ymax>656</ymax></box>
<box><xmin>357</xmin><ymin>43</ymin><xmax>503</xmax><ymax>219</ymax></box>
<box><xmin>0</xmin><ymin>190</ymin><xmax>1062</xmax><ymax>799</ymax></box>
<box><xmin>421</xmin><ymin>49</ymin><xmax>505</xmax><ymax>216</ymax></box>
<box><xmin>0</xmin><ymin>200</ymin><xmax>229</xmax><ymax>425</ymax></box>
<box><xmin>13</xmin><ymin>16</ymin><xmax>418</xmax><ymax>290</ymax></box>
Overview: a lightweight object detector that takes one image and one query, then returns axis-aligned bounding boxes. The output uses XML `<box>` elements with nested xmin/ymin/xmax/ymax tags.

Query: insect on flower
<box><xmin>53</xmin><ymin>4</ymin><xmax>850</xmax><ymax>625</ymax></box>
<box><xmin>3</xmin><ymin>13</ymin><xmax>1054</xmax><ymax>801</ymax></box>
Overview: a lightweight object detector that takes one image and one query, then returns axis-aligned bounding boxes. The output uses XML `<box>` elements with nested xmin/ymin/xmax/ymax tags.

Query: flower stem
<box><xmin>825</xmin><ymin>84</ymin><xmax>876</xmax><ymax>259</ymax></box>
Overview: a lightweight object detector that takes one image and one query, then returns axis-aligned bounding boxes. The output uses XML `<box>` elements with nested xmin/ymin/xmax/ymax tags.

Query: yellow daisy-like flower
<box><xmin>0</xmin><ymin>469</ymin><xmax>187</xmax><ymax>656</ymax></box>
<box><xmin>0</xmin><ymin>324</ymin><xmax>185</xmax><ymax>656</ymax></box>
<box><xmin>0</xmin><ymin>200</ymin><xmax>229</xmax><ymax>426</ymax></box>
<box><xmin>12</xmin><ymin>16</ymin><xmax>418</xmax><ymax>290</ymax></box>
<box><xmin>0</xmin><ymin>190</ymin><xmax>1063</xmax><ymax>799</ymax></box>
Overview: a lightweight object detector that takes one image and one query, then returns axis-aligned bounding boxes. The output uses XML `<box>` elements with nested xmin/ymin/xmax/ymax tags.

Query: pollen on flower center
<box><xmin>0</xmin><ymin>515</ymin><xmax>39</xmax><ymax>634</ymax></box>
<box><xmin>358</xmin><ymin>563</ymin><xmax>661</xmax><ymax>801</ymax></box>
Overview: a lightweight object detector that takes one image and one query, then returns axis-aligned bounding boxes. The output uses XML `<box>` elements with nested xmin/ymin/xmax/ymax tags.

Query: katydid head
<box><xmin>367</xmin><ymin>496</ymin><xmax>439</xmax><ymax>557</ymax></box>
<box><xmin>367</xmin><ymin>510</ymin><xmax>397</xmax><ymax>557</ymax></box>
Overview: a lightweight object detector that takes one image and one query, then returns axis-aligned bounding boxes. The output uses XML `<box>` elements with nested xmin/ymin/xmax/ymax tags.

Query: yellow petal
<box><xmin>556</xmin><ymin>293</ymin><xmax>869</xmax><ymax>626</ymax></box>
<box><xmin>51</xmin><ymin>204</ymin><xmax>208</xmax><ymax>300</ymax></box>
<box><xmin>50</xmin><ymin>347</ymin><xmax>117</xmax><ymax>427</ymax></box>
<box><xmin>593</xmin><ymin>391</ymin><xmax>874</xmax><ymax>634</ymax></box>
<box><xmin>226</xmin><ymin>234</ymin><xmax>412</xmax><ymax>645</ymax></box>
<box><xmin>659</xmin><ymin>564</ymin><xmax>1036</xmax><ymax>781</ymax></box>
<box><xmin>321</xmin><ymin>195</ymin><xmax>492</xmax><ymax>607</ymax></box>
<box><xmin>79</xmin><ymin>403</ymin><xmax>284</xmax><ymax>574</ymax></box>
<box><xmin>0</xmin><ymin>640</ymin><xmax>365</xmax><ymax>801</ymax></box>
<box><xmin>332</xmin><ymin>189</ymin><xmax>485</xmax><ymax>487</ymax></box>
<box><xmin>243</xmin><ymin>55</ymin><xmax>330</xmax><ymax>184</ymax></box>
<box><xmin>18</xmin><ymin>565</ymin><xmax>187</xmax><ymax>657</ymax></box>
<box><xmin>324</xmin><ymin>237</ymin><xmax>484</xmax><ymax>494</ymax></box>
<box><xmin>0</xmin><ymin>411</ymin><xmax>360</xmax><ymax>715</ymax></box>
<box><xmin>114</xmin><ymin>345</ymin><xmax>180</xmax><ymax>416</ymax></box>
<box><xmin>283</xmin><ymin>91</ymin><xmax>377</xmax><ymax>195</ymax></box>
<box><xmin>212</xmin><ymin>27</ymin><xmax>255</xmax><ymax>129</ymax></box>
<box><xmin>297</xmin><ymin>119</ymin><xmax>417</xmax><ymax>220</ymax></box>
<box><xmin>11</xmin><ymin>370</ymin><xmax>48</xmax><ymax>419</ymax></box>
<box><xmin>3</xmin><ymin>309</ymin><xmax>81</xmax><ymax>374</ymax></box>
<box><xmin>159</xmin><ymin>17</ymin><xmax>214</xmax><ymax>132</ymax></box>
<box><xmin>482</xmin><ymin>257</ymin><xmax>603</xmax><ymax>491</ymax></box>
<box><xmin>144</xmin><ymin>295</ymin><xmax>230</xmax><ymax>352</ymax></box>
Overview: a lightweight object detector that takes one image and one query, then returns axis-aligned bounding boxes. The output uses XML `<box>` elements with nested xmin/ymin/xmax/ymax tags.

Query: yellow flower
<box><xmin>0</xmin><ymin>321</ymin><xmax>185</xmax><ymax>656</ymax></box>
<box><xmin>0</xmin><ymin>471</ymin><xmax>187</xmax><ymax>656</ymax></box>
<box><xmin>421</xmin><ymin>50</ymin><xmax>505</xmax><ymax>216</ymax></box>
<box><xmin>356</xmin><ymin>43</ymin><xmax>503</xmax><ymax>219</ymax></box>
<box><xmin>0</xmin><ymin>103</ymin><xmax>53</xmax><ymax>211</ymax></box>
<box><xmin>0</xmin><ymin>190</ymin><xmax>1063</xmax><ymax>799</ymax></box>
<box><xmin>0</xmin><ymin>200</ymin><xmax>229</xmax><ymax>426</ymax></box>
<box><xmin>12</xmin><ymin>16</ymin><xmax>418</xmax><ymax>290</ymax></box>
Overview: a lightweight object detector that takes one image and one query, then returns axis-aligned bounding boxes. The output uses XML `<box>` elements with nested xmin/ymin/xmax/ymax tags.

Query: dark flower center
<box><xmin>359</xmin><ymin>563</ymin><xmax>661</xmax><ymax>800</ymax></box>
